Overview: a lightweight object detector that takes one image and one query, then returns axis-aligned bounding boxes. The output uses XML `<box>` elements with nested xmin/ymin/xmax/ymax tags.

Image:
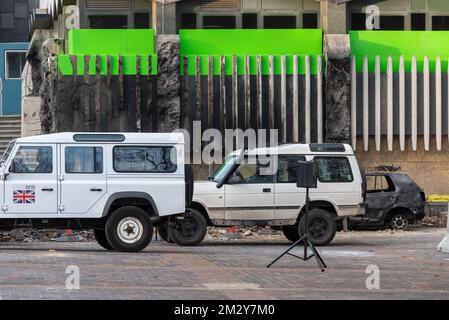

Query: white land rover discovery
<box><xmin>170</xmin><ymin>143</ymin><xmax>364</xmax><ymax>246</ymax></box>
<box><xmin>0</xmin><ymin>132</ymin><xmax>193</xmax><ymax>252</ymax></box>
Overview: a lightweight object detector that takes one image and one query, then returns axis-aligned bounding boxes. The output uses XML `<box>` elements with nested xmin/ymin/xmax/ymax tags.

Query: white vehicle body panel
<box><xmin>193</xmin><ymin>144</ymin><xmax>364</xmax><ymax>225</ymax></box>
<box><xmin>0</xmin><ymin>132</ymin><xmax>185</xmax><ymax>219</ymax></box>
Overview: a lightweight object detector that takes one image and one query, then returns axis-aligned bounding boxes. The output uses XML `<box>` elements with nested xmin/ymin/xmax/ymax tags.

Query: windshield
<box><xmin>1</xmin><ymin>141</ymin><xmax>15</xmax><ymax>164</ymax></box>
<box><xmin>210</xmin><ymin>155</ymin><xmax>236</xmax><ymax>181</ymax></box>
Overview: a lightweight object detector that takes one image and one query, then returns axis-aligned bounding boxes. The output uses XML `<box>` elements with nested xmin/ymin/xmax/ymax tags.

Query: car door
<box><xmin>4</xmin><ymin>144</ymin><xmax>57</xmax><ymax>214</ymax></box>
<box><xmin>1</xmin><ymin>49</ymin><xmax>27</xmax><ymax>115</ymax></box>
<box><xmin>274</xmin><ymin>155</ymin><xmax>306</xmax><ymax>220</ymax></box>
<box><xmin>60</xmin><ymin>144</ymin><xmax>106</xmax><ymax>214</ymax></box>
<box><xmin>364</xmin><ymin>175</ymin><xmax>397</xmax><ymax>220</ymax></box>
<box><xmin>224</xmin><ymin>156</ymin><xmax>275</xmax><ymax>221</ymax></box>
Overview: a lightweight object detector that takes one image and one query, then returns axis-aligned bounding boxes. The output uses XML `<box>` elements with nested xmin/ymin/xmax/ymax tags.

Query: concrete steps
<box><xmin>0</xmin><ymin>116</ymin><xmax>21</xmax><ymax>154</ymax></box>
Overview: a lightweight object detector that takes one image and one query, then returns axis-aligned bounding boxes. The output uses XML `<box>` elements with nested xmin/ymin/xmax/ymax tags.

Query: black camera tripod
<box><xmin>266</xmin><ymin>187</ymin><xmax>327</xmax><ymax>272</ymax></box>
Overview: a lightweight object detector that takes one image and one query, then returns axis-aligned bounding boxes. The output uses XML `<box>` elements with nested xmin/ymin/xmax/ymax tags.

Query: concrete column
<box><xmin>324</xmin><ymin>34</ymin><xmax>351</xmax><ymax>143</ymax></box>
<box><xmin>157</xmin><ymin>34</ymin><xmax>181</xmax><ymax>132</ymax></box>
<box><xmin>320</xmin><ymin>1</ymin><xmax>347</xmax><ymax>35</ymax></box>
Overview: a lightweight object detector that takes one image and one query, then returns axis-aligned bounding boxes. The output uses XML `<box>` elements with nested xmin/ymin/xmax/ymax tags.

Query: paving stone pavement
<box><xmin>0</xmin><ymin>228</ymin><xmax>448</xmax><ymax>300</ymax></box>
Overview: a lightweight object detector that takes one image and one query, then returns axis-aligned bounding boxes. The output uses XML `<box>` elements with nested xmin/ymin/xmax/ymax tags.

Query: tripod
<box><xmin>267</xmin><ymin>187</ymin><xmax>327</xmax><ymax>272</ymax></box>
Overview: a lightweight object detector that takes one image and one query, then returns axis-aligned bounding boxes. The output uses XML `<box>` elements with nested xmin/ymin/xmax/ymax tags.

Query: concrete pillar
<box><xmin>437</xmin><ymin>203</ymin><xmax>449</xmax><ymax>253</ymax></box>
<box><xmin>157</xmin><ymin>34</ymin><xmax>181</xmax><ymax>132</ymax></box>
<box><xmin>320</xmin><ymin>1</ymin><xmax>347</xmax><ymax>35</ymax></box>
<box><xmin>324</xmin><ymin>34</ymin><xmax>351</xmax><ymax>143</ymax></box>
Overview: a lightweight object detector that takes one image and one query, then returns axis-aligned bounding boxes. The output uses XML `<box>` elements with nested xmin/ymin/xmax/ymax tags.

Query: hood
<box><xmin>194</xmin><ymin>180</ymin><xmax>223</xmax><ymax>195</ymax></box>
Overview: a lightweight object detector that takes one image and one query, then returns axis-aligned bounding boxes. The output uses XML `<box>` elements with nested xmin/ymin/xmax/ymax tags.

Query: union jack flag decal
<box><xmin>13</xmin><ymin>190</ymin><xmax>36</xmax><ymax>204</ymax></box>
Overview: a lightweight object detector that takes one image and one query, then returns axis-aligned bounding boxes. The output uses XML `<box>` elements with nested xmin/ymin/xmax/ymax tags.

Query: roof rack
<box><xmin>309</xmin><ymin>143</ymin><xmax>345</xmax><ymax>152</ymax></box>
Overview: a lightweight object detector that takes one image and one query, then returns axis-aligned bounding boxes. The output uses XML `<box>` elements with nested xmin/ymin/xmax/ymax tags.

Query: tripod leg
<box><xmin>306</xmin><ymin>240</ymin><xmax>327</xmax><ymax>271</ymax></box>
<box><xmin>266</xmin><ymin>238</ymin><xmax>304</xmax><ymax>268</ymax></box>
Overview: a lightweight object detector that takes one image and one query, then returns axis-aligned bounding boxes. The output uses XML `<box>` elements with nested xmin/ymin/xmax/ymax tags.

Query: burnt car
<box><xmin>348</xmin><ymin>173</ymin><xmax>426</xmax><ymax>230</ymax></box>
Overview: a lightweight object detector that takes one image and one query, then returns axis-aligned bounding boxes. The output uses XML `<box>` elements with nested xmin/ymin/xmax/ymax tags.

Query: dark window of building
<box><xmin>264</xmin><ymin>16</ymin><xmax>296</xmax><ymax>29</ymax></box>
<box><xmin>113</xmin><ymin>146</ymin><xmax>177</xmax><ymax>173</ymax></box>
<box><xmin>432</xmin><ymin>16</ymin><xmax>449</xmax><ymax>30</ymax></box>
<box><xmin>380</xmin><ymin>15</ymin><xmax>404</xmax><ymax>30</ymax></box>
<box><xmin>411</xmin><ymin>13</ymin><xmax>426</xmax><ymax>30</ymax></box>
<box><xmin>203</xmin><ymin>15</ymin><xmax>236</xmax><ymax>29</ymax></box>
<box><xmin>5</xmin><ymin>51</ymin><xmax>26</xmax><ymax>79</ymax></box>
<box><xmin>303</xmin><ymin>13</ymin><xmax>318</xmax><ymax>29</ymax></box>
<box><xmin>242</xmin><ymin>13</ymin><xmax>258</xmax><ymax>29</ymax></box>
<box><xmin>88</xmin><ymin>15</ymin><xmax>128</xmax><ymax>29</ymax></box>
<box><xmin>350</xmin><ymin>13</ymin><xmax>366</xmax><ymax>30</ymax></box>
<box><xmin>65</xmin><ymin>147</ymin><xmax>103</xmax><ymax>174</ymax></box>
<box><xmin>181</xmin><ymin>13</ymin><xmax>197</xmax><ymax>29</ymax></box>
<box><xmin>134</xmin><ymin>12</ymin><xmax>150</xmax><ymax>29</ymax></box>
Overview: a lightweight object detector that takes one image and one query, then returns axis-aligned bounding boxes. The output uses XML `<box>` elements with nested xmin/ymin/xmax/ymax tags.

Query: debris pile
<box><xmin>421</xmin><ymin>212</ymin><xmax>448</xmax><ymax>228</ymax></box>
<box><xmin>205</xmin><ymin>226</ymin><xmax>283</xmax><ymax>241</ymax></box>
<box><xmin>0</xmin><ymin>229</ymin><xmax>94</xmax><ymax>243</ymax></box>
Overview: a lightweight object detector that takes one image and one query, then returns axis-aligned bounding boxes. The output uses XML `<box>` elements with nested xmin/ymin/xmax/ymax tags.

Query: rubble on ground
<box><xmin>0</xmin><ymin>229</ymin><xmax>94</xmax><ymax>243</ymax></box>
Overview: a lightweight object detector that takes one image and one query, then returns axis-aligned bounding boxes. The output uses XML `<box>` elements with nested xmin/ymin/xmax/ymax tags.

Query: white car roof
<box><xmin>14</xmin><ymin>132</ymin><xmax>185</xmax><ymax>144</ymax></box>
<box><xmin>229</xmin><ymin>143</ymin><xmax>354</xmax><ymax>156</ymax></box>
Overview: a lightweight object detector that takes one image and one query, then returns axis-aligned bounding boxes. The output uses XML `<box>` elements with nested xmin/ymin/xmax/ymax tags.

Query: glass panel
<box><xmin>6</xmin><ymin>52</ymin><xmax>26</xmax><ymax>79</ymax></box>
<box><xmin>181</xmin><ymin>13</ymin><xmax>197</xmax><ymax>29</ymax></box>
<box><xmin>12</xmin><ymin>146</ymin><xmax>52</xmax><ymax>174</ymax></box>
<box><xmin>232</xmin><ymin>157</ymin><xmax>274</xmax><ymax>184</ymax></box>
<box><xmin>276</xmin><ymin>155</ymin><xmax>306</xmax><ymax>183</ymax></box>
<box><xmin>303</xmin><ymin>13</ymin><xmax>318</xmax><ymax>29</ymax></box>
<box><xmin>203</xmin><ymin>16</ymin><xmax>236</xmax><ymax>29</ymax></box>
<box><xmin>264</xmin><ymin>16</ymin><xmax>296</xmax><ymax>29</ymax></box>
<box><xmin>134</xmin><ymin>12</ymin><xmax>150</xmax><ymax>29</ymax></box>
<box><xmin>113</xmin><ymin>146</ymin><xmax>177</xmax><ymax>173</ymax></box>
<box><xmin>315</xmin><ymin>157</ymin><xmax>353</xmax><ymax>183</ymax></box>
<box><xmin>242</xmin><ymin>13</ymin><xmax>258</xmax><ymax>29</ymax></box>
<box><xmin>65</xmin><ymin>147</ymin><xmax>103</xmax><ymax>174</ymax></box>
<box><xmin>88</xmin><ymin>15</ymin><xmax>128</xmax><ymax>29</ymax></box>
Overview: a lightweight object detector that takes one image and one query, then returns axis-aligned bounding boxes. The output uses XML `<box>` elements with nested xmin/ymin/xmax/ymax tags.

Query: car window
<box><xmin>276</xmin><ymin>155</ymin><xmax>306</xmax><ymax>183</ymax></box>
<box><xmin>232</xmin><ymin>157</ymin><xmax>274</xmax><ymax>184</ymax></box>
<box><xmin>113</xmin><ymin>146</ymin><xmax>177</xmax><ymax>173</ymax></box>
<box><xmin>11</xmin><ymin>146</ymin><xmax>52</xmax><ymax>174</ymax></box>
<box><xmin>314</xmin><ymin>157</ymin><xmax>353</xmax><ymax>183</ymax></box>
<box><xmin>65</xmin><ymin>147</ymin><xmax>103</xmax><ymax>174</ymax></box>
<box><xmin>366</xmin><ymin>175</ymin><xmax>395</xmax><ymax>192</ymax></box>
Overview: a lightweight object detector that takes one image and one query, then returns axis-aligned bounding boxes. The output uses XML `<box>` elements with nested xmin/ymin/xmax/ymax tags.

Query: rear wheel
<box><xmin>105</xmin><ymin>206</ymin><xmax>153</xmax><ymax>252</ymax></box>
<box><xmin>390</xmin><ymin>213</ymin><xmax>409</xmax><ymax>230</ymax></box>
<box><xmin>298</xmin><ymin>208</ymin><xmax>336</xmax><ymax>246</ymax></box>
<box><xmin>94</xmin><ymin>228</ymin><xmax>114</xmax><ymax>250</ymax></box>
<box><xmin>169</xmin><ymin>208</ymin><xmax>207</xmax><ymax>246</ymax></box>
<box><xmin>281</xmin><ymin>226</ymin><xmax>301</xmax><ymax>242</ymax></box>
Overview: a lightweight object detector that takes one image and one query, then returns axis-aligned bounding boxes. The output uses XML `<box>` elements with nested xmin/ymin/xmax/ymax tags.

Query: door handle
<box><xmin>41</xmin><ymin>188</ymin><xmax>54</xmax><ymax>192</ymax></box>
<box><xmin>263</xmin><ymin>188</ymin><xmax>271</xmax><ymax>193</ymax></box>
<box><xmin>90</xmin><ymin>188</ymin><xmax>103</xmax><ymax>192</ymax></box>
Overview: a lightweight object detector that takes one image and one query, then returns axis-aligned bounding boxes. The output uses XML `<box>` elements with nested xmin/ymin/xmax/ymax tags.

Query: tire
<box><xmin>298</xmin><ymin>208</ymin><xmax>336</xmax><ymax>246</ymax></box>
<box><xmin>157</xmin><ymin>223</ymin><xmax>174</xmax><ymax>243</ymax></box>
<box><xmin>105</xmin><ymin>206</ymin><xmax>153</xmax><ymax>252</ymax></box>
<box><xmin>168</xmin><ymin>208</ymin><xmax>207</xmax><ymax>246</ymax></box>
<box><xmin>281</xmin><ymin>225</ymin><xmax>301</xmax><ymax>242</ymax></box>
<box><xmin>390</xmin><ymin>213</ymin><xmax>409</xmax><ymax>230</ymax></box>
<box><xmin>94</xmin><ymin>228</ymin><xmax>114</xmax><ymax>250</ymax></box>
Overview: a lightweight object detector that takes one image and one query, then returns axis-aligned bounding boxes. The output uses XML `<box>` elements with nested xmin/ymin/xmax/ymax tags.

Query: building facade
<box><xmin>20</xmin><ymin>0</ymin><xmax>449</xmax><ymax>194</ymax></box>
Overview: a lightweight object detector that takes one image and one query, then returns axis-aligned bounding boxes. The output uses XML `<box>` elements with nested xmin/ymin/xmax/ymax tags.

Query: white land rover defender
<box><xmin>168</xmin><ymin>143</ymin><xmax>364</xmax><ymax>246</ymax></box>
<box><xmin>0</xmin><ymin>132</ymin><xmax>193</xmax><ymax>252</ymax></box>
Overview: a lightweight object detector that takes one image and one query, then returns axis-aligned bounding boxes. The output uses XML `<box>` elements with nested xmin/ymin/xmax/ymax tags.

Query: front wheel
<box><xmin>169</xmin><ymin>208</ymin><xmax>207</xmax><ymax>246</ymax></box>
<box><xmin>105</xmin><ymin>206</ymin><xmax>153</xmax><ymax>252</ymax></box>
<box><xmin>281</xmin><ymin>226</ymin><xmax>301</xmax><ymax>243</ymax></box>
<box><xmin>94</xmin><ymin>228</ymin><xmax>114</xmax><ymax>250</ymax></box>
<box><xmin>298</xmin><ymin>209</ymin><xmax>336</xmax><ymax>246</ymax></box>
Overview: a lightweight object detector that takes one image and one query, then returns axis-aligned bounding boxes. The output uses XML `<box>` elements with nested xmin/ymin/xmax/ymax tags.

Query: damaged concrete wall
<box><xmin>157</xmin><ymin>35</ymin><xmax>181</xmax><ymax>132</ymax></box>
<box><xmin>324</xmin><ymin>34</ymin><xmax>351</xmax><ymax>143</ymax></box>
<box><xmin>25</xmin><ymin>34</ymin><xmax>181</xmax><ymax>135</ymax></box>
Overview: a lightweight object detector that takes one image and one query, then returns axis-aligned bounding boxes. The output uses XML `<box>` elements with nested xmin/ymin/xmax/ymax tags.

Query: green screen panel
<box><xmin>350</xmin><ymin>31</ymin><xmax>449</xmax><ymax>73</ymax></box>
<box><xmin>179</xmin><ymin>29</ymin><xmax>323</xmax><ymax>75</ymax></box>
<box><xmin>58</xmin><ymin>54</ymin><xmax>158</xmax><ymax>76</ymax></box>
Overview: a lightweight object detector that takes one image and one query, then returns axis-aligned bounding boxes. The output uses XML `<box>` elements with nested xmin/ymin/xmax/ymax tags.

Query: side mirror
<box><xmin>227</xmin><ymin>175</ymin><xmax>241</xmax><ymax>185</ymax></box>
